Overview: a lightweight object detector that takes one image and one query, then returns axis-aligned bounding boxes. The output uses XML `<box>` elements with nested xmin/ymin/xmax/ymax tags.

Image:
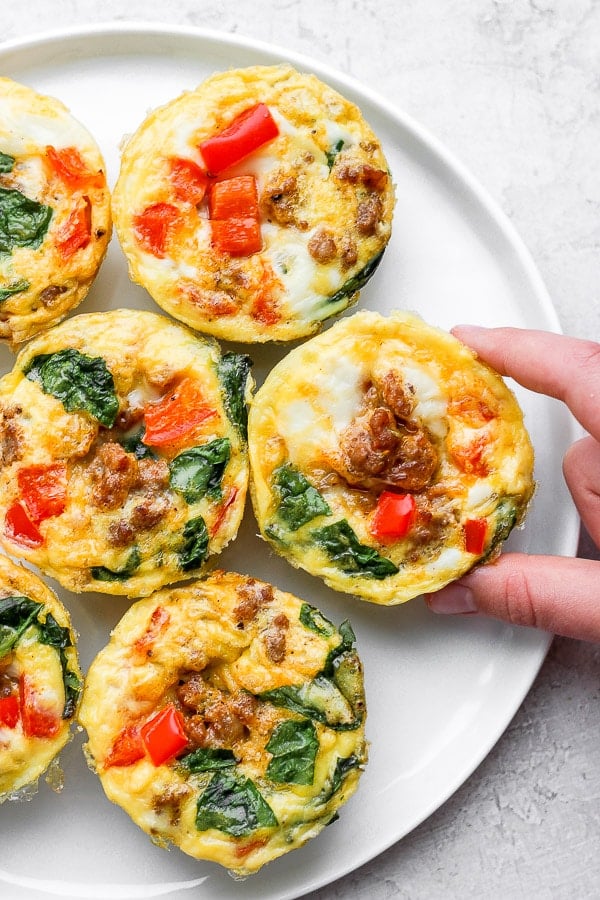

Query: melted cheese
<box><xmin>112</xmin><ymin>64</ymin><xmax>395</xmax><ymax>342</ymax></box>
<box><xmin>0</xmin><ymin>309</ymin><xmax>250</xmax><ymax>597</ymax></box>
<box><xmin>79</xmin><ymin>572</ymin><xmax>367</xmax><ymax>875</ymax></box>
<box><xmin>248</xmin><ymin>310</ymin><xmax>535</xmax><ymax>605</ymax></box>
<box><xmin>0</xmin><ymin>77</ymin><xmax>112</xmax><ymax>346</ymax></box>
<box><xmin>0</xmin><ymin>556</ymin><xmax>80</xmax><ymax>801</ymax></box>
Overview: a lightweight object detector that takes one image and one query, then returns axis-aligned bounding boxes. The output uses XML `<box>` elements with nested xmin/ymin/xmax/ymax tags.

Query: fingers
<box><xmin>451</xmin><ymin>325</ymin><xmax>600</xmax><ymax>440</ymax></box>
<box><xmin>563</xmin><ymin>435</ymin><xmax>600</xmax><ymax>546</ymax></box>
<box><xmin>425</xmin><ymin>553</ymin><xmax>600</xmax><ymax>642</ymax></box>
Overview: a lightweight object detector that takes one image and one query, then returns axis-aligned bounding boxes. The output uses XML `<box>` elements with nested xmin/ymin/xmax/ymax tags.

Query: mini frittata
<box><xmin>249</xmin><ymin>310</ymin><xmax>535</xmax><ymax>605</ymax></box>
<box><xmin>0</xmin><ymin>309</ymin><xmax>251</xmax><ymax>597</ymax></box>
<box><xmin>0</xmin><ymin>554</ymin><xmax>81</xmax><ymax>801</ymax></box>
<box><xmin>79</xmin><ymin>571</ymin><xmax>367</xmax><ymax>875</ymax></box>
<box><xmin>0</xmin><ymin>77</ymin><xmax>111</xmax><ymax>346</ymax></box>
<box><xmin>112</xmin><ymin>64</ymin><xmax>394</xmax><ymax>342</ymax></box>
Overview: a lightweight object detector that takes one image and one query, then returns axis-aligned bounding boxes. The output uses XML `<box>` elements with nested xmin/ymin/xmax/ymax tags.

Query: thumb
<box><xmin>425</xmin><ymin>553</ymin><xmax>600</xmax><ymax>642</ymax></box>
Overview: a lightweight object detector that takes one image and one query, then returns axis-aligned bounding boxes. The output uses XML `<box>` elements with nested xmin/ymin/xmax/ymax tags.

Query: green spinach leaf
<box><xmin>121</xmin><ymin>428</ymin><xmax>157</xmax><ymax>459</ymax></box>
<box><xmin>217</xmin><ymin>352</ymin><xmax>252</xmax><ymax>440</ymax></box>
<box><xmin>325</xmin><ymin>139</ymin><xmax>344</xmax><ymax>170</ymax></box>
<box><xmin>0</xmin><ymin>152</ymin><xmax>15</xmax><ymax>173</ymax></box>
<box><xmin>0</xmin><ymin>278</ymin><xmax>30</xmax><ymax>302</ymax></box>
<box><xmin>266</xmin><ymin>719</ymin><xmax>318</xmax><ymax>785</ymax></box>
<box><xmin>321</xmin><ymin>754</ymin><xmax>361</xmax><ymax>803</ymax></box>
<box><xmin>321</xmin><ymin>619</ymin><xmax>357</xmax><ymax>677</ymax></box>
<box><xmin>0</xmin><ymin>187</ymin><xmax>53</xmax><ymax>254</ymax></box>
<box><xmin>180</xmin><ymin>747</ymin><xmax>237</xmax><ymax>772</ymax></box>
<box><xmin>0</xmin><ymin>595</ymin><xmax>43</xmax><ymax>657</ymax></box>
<box><xmin>25</xmin><ymin>348</ymin><xmax>119</xmax><ymax>427</ymax></box>
<box><xmin>260</xmin><ymin>675</ymin><xmax>359</xmax><ymax>731</ymax></box>
<box><xmin>492</xmin><ymin>498</ymin><xmax>518</xmax><ymax>546</ymax></box>
<box><xmin>299</xmin><ymin>603</ymin><xmax>335</xmax><ymax>638</ymax></box>
<box><xmin>327</xmin><ymin>249</ymin><xmax>385</xmax><ymax>306</ymax></box>
<box><xmin>38</xmin><ymin>611</ymin><xmax>81</xmax><ymax>718</ymax></box>
<box><xmin>91</xmin><ymin>547</ymin><xmax>141</xmax><ymax>583</ymax></box>
<box><xmin>169</xmin><ymin>438</ymin><xmax>230</xmax><ymax>503</ymax></box>
<box><xmin>195</xmin><ymin>772</ymin><xmax>277</xmax><ymax>837</ymax></box>
<box><xmin>0</xmin><ymin>598</ymin><xmax>80</xmax><ymax>718</ymax></box>
<box><xmin>178</xmin><ymin>515</ymin><xmax>209</xmax><ymax>571</ymax></box>
<box><xmin>272</xmin><ymin>464</ymin><xmax>331</xmax><ymax>531</ymax></box>
<box><xmin>312</xmin><ymin>519</ymin><xmax>398</xmax><ymax>579</ymax></box>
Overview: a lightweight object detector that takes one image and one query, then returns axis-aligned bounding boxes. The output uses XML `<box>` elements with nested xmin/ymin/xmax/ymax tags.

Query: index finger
<box><xmin>451</xmin><ymin>325</ymin><xmax>600</xmax><ymax>439</ymax></box>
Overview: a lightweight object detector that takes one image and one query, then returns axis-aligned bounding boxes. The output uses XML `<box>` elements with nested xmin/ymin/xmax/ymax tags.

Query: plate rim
<box><xmin>0</xmin><ymin>21</ymin><xmax>579</xmax><ymax>900</ymax></box>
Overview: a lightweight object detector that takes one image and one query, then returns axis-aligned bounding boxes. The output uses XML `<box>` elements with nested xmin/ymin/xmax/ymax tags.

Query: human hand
<box><xmin>425</xmin><ymin>324</ymin><xmax>600</xmax><ymax>641</ymax></box>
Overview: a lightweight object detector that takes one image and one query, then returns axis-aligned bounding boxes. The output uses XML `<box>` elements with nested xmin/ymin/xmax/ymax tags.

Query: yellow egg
<box><xmin>112</xmin><ymin>64</ymin><xmax>394</xmax><ymax>342</ymax></box>
<box><xmin>0</xmin><ymin>309</ymin><xmax>252</xmax><ymax>597</ymax></box>
<box><xmin>0</xmin><ymin>555</ymin><xmax>81</xmax><ymax>800</ymax></box>
<box><xmin>79</xmin><ymin>570</ymin><xmax>367</xmax><ymax>875</ymax></box>
<box><xmin>0</xmin><ymin>78</ymin><xmax>111</xmax><ymax>346</ymax></box>
<box><xmin>248</xmin><ymin>309</ymin><xmax>535</xmax><ymax>604</ymax></box>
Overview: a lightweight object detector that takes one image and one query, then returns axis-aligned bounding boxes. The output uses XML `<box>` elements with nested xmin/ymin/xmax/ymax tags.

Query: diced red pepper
<box><xmin>168</xmin><ymin>157</ymin><xmax>209</xmax><ymax>205</ymax></box>
<box><xmin>451</xmin><ymin>435</ymin><xmax>489</xmax><ymax>477</ymax></box>
<box><xmin>234</xmin><ymin>837</ymin><xmax>269</xmax><ymax>860</ymax></box>
<box><xmin>134</xmin><ymin>605</ymin><xmax>170</xmax><ymax>656</ymax></box>
<box><xmin>0</xmin><ymin>694</ymin><xmax>20</xmax><ymax>729</ymax></box>
<box><xmin>210</xmin><ymin>216</ymin><xmax>262</xmax><ymax>256</ymax></box>
<box><xmin>4</xmin><ymin>502</ymin><xmax>43</xmax><ymax>549</ymax></box>
<box><xmin>17</xmin><ymin>463</ymin><xmax>67</xmax><ymax>525</ymax></box>
<box><xmin>45</xmin><ymin>145</ymin><xmax>105</xmax><ymax>190</ymax></box>
<box><xmin>55</xmin><ymin>196</ymin><xmax>92</xmax><ymax>258</ymax></box>
<box><xmin>370</xmin><ymin>492</ymin><xmax>416</xmax><ymax>543</ymax></box>
<box><xmin>464</xmin><ymin>517</ymin><xmax>488</xmax><ymax>555</ymax></box>
<box><xmin>143</xmin><ymin>377</ymin><xmax>216</xmax><ymax>447</ymax></box>
<box><xmin>104</xmin><ymin>724</ymin><xmax>145</xmax><ymax>768</ymax></box>
<box><xmin>199</xmin><ymin>103</ymin><xmax>279</xmax><ymax>175</ymax></box>
<box><xmin>209</xmin><ymin>175</ymin><xmax>259</xmax><ymax>220</ymax></box>
<box><xmin>210</xmin><ymin>487</ymin><xmax>239</xmax><ymax>537</ymax></box>
<box><xmin>140</xmin><ymin>704</ymin><xmax>188</xmax><ymax>766</ymax></box>
<box><xmin>19</xmin><ymin>675</ymin><xmax>60</xmax><ymax>738</ymax></box>
<box><xmin>133</xmin><ymin>202</ymin><xmax>179</xmax><ymax>257</ymax></box>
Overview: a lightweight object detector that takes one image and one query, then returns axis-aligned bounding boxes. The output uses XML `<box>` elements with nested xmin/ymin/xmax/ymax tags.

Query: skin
<box><xmin>425</xmin><ymin>325</ymin><xmax>600</xmax><ymax>642</ymax></box>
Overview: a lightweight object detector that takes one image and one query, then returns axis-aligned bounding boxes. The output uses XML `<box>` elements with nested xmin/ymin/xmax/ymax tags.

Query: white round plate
<box><xmin>0</xmin><ymin>23</ymin><xmax>579</xmax><ymax>900</ymax></box>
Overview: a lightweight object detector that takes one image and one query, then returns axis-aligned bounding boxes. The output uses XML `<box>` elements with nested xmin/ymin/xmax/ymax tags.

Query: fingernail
<box><xmin>426</xmin><ymin>583</ymin><xmax>478</xmax><ymax>615</ymax></box>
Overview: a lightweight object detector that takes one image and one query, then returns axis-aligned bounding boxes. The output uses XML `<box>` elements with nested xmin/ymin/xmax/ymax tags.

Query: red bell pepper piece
<box><xmin>209</xmin><ymin>175</ymin><xmax>262</xmax><ymax>256</ymax></box>
<box><xmin>464</xmin><ymin>517</ymin><xmax>488</xmax><ymax>554</ymax></box>
<box><xmin>133</xmin><ymin>202</ymin><xmax>179</xmax><ymax>257</ymax></box>
<box><xmin>370</xmin><ymin>492</ymin><xmax>416</xmax><ymax>543</ymax></box>
<box><xmin>209</xmin><ymin>175</ymin><xmax>259</xmax><ymax>220</ymax></box>
<box><xmin>45</xmin><ymin>145</ymin><xmax>105</xmax><ymax>190</ymax></box>
<box><xmin>210</xmin><ymin>216</ymin><xmax>262</xmax><ymax>256</ymax></box>
<box><xmin>169</xmin><ymin>157</ymin><xmax>209</xmax><ymax>205</ymax></box>
<box><xmin>143</xmin><ymin>377</ymin><xmax>216</xmax><ymax>447</ymax></box>
<box><xmin>140</xmin><ymin>704</ymin><xmax>188</xmax><ymax>766</ymax></box>
<box><xmin>451</xmin><ymin>435</ymin><xmax>489</xmax><ymax>477</ymax></box>
<box><xmin>134</xmin><ymin>605</ymin><xmax>170</xmax><ymax>656</ymax></box>
<box><xmin>104</xmin><ymin>724</ymin><xmax>145</xmax><ymax>768</ymax></box>
<box><xmin>199</xmin><ymin>103</ymin><xmax>279</xmax><ymax>175</ymax></box>
<box><xmin>17</xmin><ymin>463</ymin><xmax>67</xmax><ymax>525</ymax></box>
<box><xmin>19</xmin><ymin>675</ymin><xmax>60</xmax><ymax>738</ymax></box>
<box><xmin>4</xmin><ymin>501</ymin><xmax>43</xmax><ymax>549</ymax></box>
<box><xmin>0</xmin><ymin>694</ymin><xmax>20</xmax><ymax>729</ymax></box>
<box><xmin>55</xmin><ymin>196</ymin><xmax>92</xmax><ymax>258</ymax></box>
<box><xmin>210</xmin><ymin>487</ymin><xmax>239</xmax><ymax>537</ymax></box>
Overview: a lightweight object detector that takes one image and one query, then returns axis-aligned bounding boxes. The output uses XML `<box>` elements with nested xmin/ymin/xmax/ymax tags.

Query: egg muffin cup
<box><xmin>0</xmin><ymin>77</ymin><xmax>111</xmax><ymax>346</ymax></box>
<box><xmin>79</xmin><ymin>570</ymin><xmax>367</xmax><ymax>875</ymax></box>
<box><xmin>248</xmin><ymin>309</ymin><xmax>535</xmax><ymax>605</ymax></box>
<box><xmin>0</xmin><ymin>309</ymin><xmax>252</xmax><ymax>597</ymax></box>
<box><xmin>112</xmin><ymin>64</ymin><xmax>394</xmax><ymax>343</ymax></box>
<box><xmin>0</xmin><ymin>554</ymin><xmax>81</xmax><ymax>801</ymax></box>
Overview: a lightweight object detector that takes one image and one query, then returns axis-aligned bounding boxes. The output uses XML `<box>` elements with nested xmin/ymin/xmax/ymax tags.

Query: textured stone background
<box><xmin>3</xmin><ymin>2</ymin><xmax>600</xmax><ymax>897</ymax></box>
